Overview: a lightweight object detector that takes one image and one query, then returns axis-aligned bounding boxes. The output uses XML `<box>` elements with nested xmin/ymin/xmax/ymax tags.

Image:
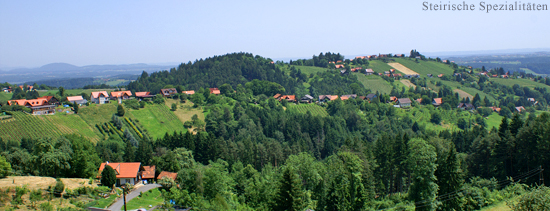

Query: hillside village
<box><xmin>1</xmin><ymin>52</ymin><xmax>549</xmax><ymax>210</ymax></box>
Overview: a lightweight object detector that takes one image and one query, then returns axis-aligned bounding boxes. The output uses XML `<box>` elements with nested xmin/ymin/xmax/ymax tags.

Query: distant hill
<box><xmin>0</xmin><ymin>63</ymin><xmax>175</xmax><ymax>84</ymax></box>
<box><xmin>446</xmin><ymin>52</ymin><xmax>550</xmax><ymax>75</ymax></box>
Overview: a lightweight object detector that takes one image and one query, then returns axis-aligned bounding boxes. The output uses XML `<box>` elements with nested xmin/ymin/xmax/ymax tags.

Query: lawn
<box><xmin>288</xmin><ymin>103</ymin><xmax>328</xmax><ymax>117</ymax></box>
<box><xmin>0</xmin><ymin>92</ymin><xmax>12</xmax><ymax>102</ymax></box>
<box><xmin>128</xmin><ymin>103</ymin><xmax>185</xmax><ymax>139</ymax></box>
<box><xmin>78</xmin><ymin>103</ymin><xmax>118</xmax><ymax>126</ymax></box>
<box><xmin>278</xmin><ymin>65</ymin><xmax>328</xmax><ymax>76</ymax></box>
<box><xmin>353</xmin><ymin>73</ymin><xmax>394</xmax><ymax>94</ymax></box>
<box><xmin>165</xmin><ymin>99</ymin><xmax>205</xmax><ymax>123</ymax></box>
<box><xmin>123</xmin><ymin>188</ymin><xmax>164</xmax><ymax>210</ymax></box>
<box><xmin>86</xmin><ymin>192</ymin><xmax>119</xmax><ymax>209</ymax></box>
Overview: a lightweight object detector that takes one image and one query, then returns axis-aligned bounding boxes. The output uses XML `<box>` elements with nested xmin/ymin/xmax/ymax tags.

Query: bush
<box><xmin>123</xmin><ymin>99</ymin><xmax>140</xmax><ymax>110</ymax></box>
<box><xmin>101</xmin><ymin>165</ymin><xmax>117</xmax><ymax>189</ymax></box>
<box><xmin>39</xmin><ymin>202</ymin><xmax>54</xmax><ymax>211</ymax></box>
<box><xmin>54</xmin><ymin>178</ymin><xmax>65</xmax><ymax>197</ymax></box>
<box><xmin>509</xmin><ymin>186</ymin><xmax>550</xmax><ymax>211</ymax></box>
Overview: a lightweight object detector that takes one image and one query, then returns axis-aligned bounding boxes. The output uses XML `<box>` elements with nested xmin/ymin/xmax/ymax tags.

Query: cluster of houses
<box><xmin>97</xmin><ymin>162</ymin><xmax>177</xmax><ymax>186</ymax></box>
<box><xmin>1</xmin><ymin>85</ymin><xmax>34</xmax><ymax>93</ymax></box>
<box><xmin>3</xmin><ymin>87</ymin><xmax>224</xmax><ymax>115</ymax></box>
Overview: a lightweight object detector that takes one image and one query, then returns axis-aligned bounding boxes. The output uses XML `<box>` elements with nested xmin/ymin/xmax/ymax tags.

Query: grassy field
<box><xmin>366</xmin><ymin>60</ymin><xmax>395</xmax><ymax>73</ymax></box>
<box><xmin>44</xmin><ymin>113</ymin><xmax>101</xmax><ymax>142</ymax></box>
<box><xmin>0</xmin><ymin>92</ymin><xmax>12</xmax><ymax>102</ymax></box>
<box><xmin>394</xmin><ymin>58</ymin><xmax>455</xmax><ymax>76</ymax></box>
<box><xmin>491</xmin><ymin>78</ymin><xmax>550</xmax><ymax>89</ymax></box>
<box><xmin>78</xmin><ymin>103</ymin><xmax>118</xmax><ymax>126</ymax></box>
<box><xmin>486</xmin><ymin>112</ymin><xmax>504</xmax><ymax>130</ymax></box>
<box><xmin>288</xmin><ymin>103</ymin><xmax>328</xmax><ymax>117</ymax></box>
<box><xmin>124</xmin><ymin>188</ymin><xmax>164</xmax><ymax>210</ymax></box>
<box><xmin>166</xmin><ymin>99</ymin><xmax>205</xmax><ymax>123</ymax></box>
<box><xmin>354</xmin><ymin>73</ymin><xmax>394</xmax><ymax>94</ymax></box>
<box><xmin>128</xmin><ymin>103</ymin><xmax>185</xmax><ymax>139</ymax></box>
<box><xmin>278</xmin><ymin>65</ymin><xmax>328</xmax><ymax>76</ymax></box>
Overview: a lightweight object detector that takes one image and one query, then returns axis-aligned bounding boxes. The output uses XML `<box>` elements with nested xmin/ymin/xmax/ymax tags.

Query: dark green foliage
<box><xmin>117</xmin><ymin>104</ymin><xmax>125</xmax><ymax>116</ymax></box>
<box><xmin>171</xmin><ymin>103</ymin><xmax>177</xmax><ymax>111</ymax></box>
<box><xmin>407</xmin><ymin>138</ymin><xmax>438</xmax><ymax>211</ymax></box>
<box><xmin>273</xmin><ymin>167</ymin><xmax>306</xmax><ymax>211</ymax></box>
<box><xmin>0</xmin><ymin>155</ymin><xmax>11</xmax><ymax>178</ymax></box>
<box><xmin>54</xmin><ymin>178</ymin><xmax>65</xmax><ymax>197</ymax></box>
<box><xmin>123</xmin><ymin>99</ymin><xmax>140</xmax><ymax>110</ymax></box>
<box><xmin>73</xmin><ymin>102</ymin><xmax>79</xmax><ymax>114</ymax></box>
<box><xmin>431</xmin><ymin>112</ymin><xmax>441</xmax><ymax>125</ymax></box>
<box><xmin>100</xmin><ymin>165</ymin><xmax>117</xmax><ymax>188</ymax></box>
<box><xmin>510</xmin><ymin>186</ymin><xmax>550</xmax><ymax>211</ymax></box>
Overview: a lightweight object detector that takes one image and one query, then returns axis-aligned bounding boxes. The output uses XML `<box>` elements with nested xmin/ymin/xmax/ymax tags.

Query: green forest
<box><xmin>1</xmin><ymin>52</ymin><xmax>550</xmax><ymax>210</ymax></box>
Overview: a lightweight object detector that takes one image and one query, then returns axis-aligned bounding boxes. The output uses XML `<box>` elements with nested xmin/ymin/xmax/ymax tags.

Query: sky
<box><xmin>1</xmin><ymin>0</ymin><xmax>549</xmax><ymax>68</ymax></box>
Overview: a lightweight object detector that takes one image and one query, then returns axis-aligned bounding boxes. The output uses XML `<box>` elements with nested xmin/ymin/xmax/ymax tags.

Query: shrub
<box><xmin>54</xmin><ymin>178</ymin><xmax>65</xmax><ymax>197</ymax></box>
<box><xmin>101</xmin><ymin>165</ymin><xmax>117</xmax><ymax>189</ymax></box>
<box><xmin>509</xmin><ymin>186</ymin><xmax>550</xmax><ymax>211</ymax></box>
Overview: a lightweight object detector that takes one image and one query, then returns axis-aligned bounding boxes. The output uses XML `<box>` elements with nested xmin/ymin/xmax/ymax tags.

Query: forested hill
<box><xmin>127</xmin><ymin>53</ymin><xmax>301</xmax><ymax>95</ymax></box>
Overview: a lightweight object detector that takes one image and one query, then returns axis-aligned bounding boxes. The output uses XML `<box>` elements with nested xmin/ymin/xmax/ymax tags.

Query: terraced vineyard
<box><xmin>0</xmin><ymin>112</ymin><xmax>102</xmax><ymax>142</ymax></box>
<box><xmin>288</xmin><ymin>104</ymin><xmax>328</xmax><ymax>117</ymax></box>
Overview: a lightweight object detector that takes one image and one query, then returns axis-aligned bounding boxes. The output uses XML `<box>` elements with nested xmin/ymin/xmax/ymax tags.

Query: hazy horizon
<box><xmin>1</xmin><ymin>1</ymin><xmax>549</xmax><ymax>68</ymax></box>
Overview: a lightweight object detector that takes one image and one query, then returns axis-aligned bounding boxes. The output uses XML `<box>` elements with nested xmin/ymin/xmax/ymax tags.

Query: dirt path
<box><xmin>388</xmin><ymin>62</ymin><xmax>419</xmax><ymax>75</ymax></box>
<box><xmin>454</xmin><ymin>89</ymin><xmax>473</xmax><ymax>100</ymax></box>
<box><xmin>400</xmin><ymin>79</ymin><xmax>416</xmax><ymax>88</ymax></box>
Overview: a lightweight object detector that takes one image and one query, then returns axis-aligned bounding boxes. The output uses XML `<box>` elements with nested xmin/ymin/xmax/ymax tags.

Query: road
<box><xmin>108</xmin><ymin>184</ymin><xmax>161</xmax><ymax>211</ymax></box>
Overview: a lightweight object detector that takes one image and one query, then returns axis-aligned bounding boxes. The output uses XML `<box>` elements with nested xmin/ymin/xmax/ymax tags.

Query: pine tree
<box><xmin>101</xmin><ymin>165</ymin><xmax>117</xmax><ymax>189</ymax></box>
<box><xmin>498</xmin><ymin>117</ymin><xmax>509</xmax><ymax>139</ymax></box>
<box><xmin>437</xmin><ymin>146</ymin><xmax>463</xmax><ymax>211</ymax></box>
<box><xmin>408</xmin><ymin>138</ymin><xmax>438</xmax><ymax>211</ymax></box>
<box><xmin>509</xmin><ymin>113</ymin><xmax>524</xmax><ymax>136</ymax></box>
<box><xmin>273</xmin><ymin>167</ymin><xmax>306</xmax><ymax>211</ymax></box>
<box><xmin>117</xmin><ymin>104</ymin><xmax>125</xmax><ymax>116</ymax></box>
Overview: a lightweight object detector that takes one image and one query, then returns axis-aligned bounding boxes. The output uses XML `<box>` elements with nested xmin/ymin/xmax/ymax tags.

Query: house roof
<box><xmin>280</xmin><ymin>95</ymin><xmax>296</xmax><ymax>101</ymax></box>
<box><xmin>398</xmin><ymin>98</ymin><xmax>412</xmax><ymax>104</ymax></box>
<box><xmin>36</xmin><ymin>96</ymin><xmax>57</xmax><ymax>102</ymax></box>
<box><xmin>515</xmin><ymin>106</ymin><xmax>525</xmax><ymax>112</ymax></box>
<box><xmin>335</xmin><ymin>65</ymin><xmax>344</xmax><ymax>69</ymax></box>
<box><xmin>67</xmin><ymin>96</ymin><xmax>84</xmax><ymax>102</ymax></box>
<box><xmin>390</xmin><ymin>96</ymin><xmax>397</xmax><ymax>101</ymax></box>
<box><xmin>111</xmin><ymin>91</ymin><xmax>133</xmax><ymax>98</ymax></box>
<box><xmin>135</xmin><ymin>92</ymin><xmax>155</xmax><ymax>98</ymax></box>
<box><xmin>91</xmin><ymin>91</ymin><xmax>109</xmax><ymax>98</ymax></box>
<box><xmin>142</xmin><ymin>165</ymin><xmax>156</xmax><ymax>179</ymax></box>
<box><xmin>209</xmin><ymin>88</ymin><xmax>220</xmax><ymax>95</ymax></box>
<box><xmin>182</xmin><ymin>90</ymin><xmax>195</xmax><ymax>95</ymax></box>
<box><xmin>365</xmin><ymin>69</ymin><xmax>374</xmax><ymax>73</ymax></box>
<box><xmin>98</xmin><ymin>162</ymin><xmax>141</xmax><ymax>179</ymax></box>
<box><xmin>366</xmin><ymin>93</ymin><xmax>376</xmax><ymax>99</ymax></box>
<box><xmin>157</xmin><ymin>171</ymin><xmax>178</xmax><ymax>181</ymax></box>
<box><xmin>160</xmin><ymin>88</ymin><xmax>177</xmax><ymax>96</ymax></box>
<box><xmin>8</xmin><ymin>99</ymin><xmax>49</xmax><ymax>107</ymax></box>
<box><xmin>273</xmin><ymin>94</ymin><xmax>281</xmax><ymax>99</ymax></box>
<box><xmin>340</xmin><ymin>96</ymin><xmax>349</xmax><ymax>100</ymax></box>
<box><xmin>301</xmin><ymin>95</ymin><xmax>314</xmax><ymax>100</ymax></box>
<box><xmin>433</xmin><ymin>98</ymin><xmax>442</xmax><ymax>105</ymax></box>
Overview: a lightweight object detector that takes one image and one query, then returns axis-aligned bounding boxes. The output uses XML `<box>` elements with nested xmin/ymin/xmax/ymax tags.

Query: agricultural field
<box><xmin>486</xmin><ymin>112</ymin><xmax>504</xmax><ymax>130</ymax></box>
<box><xmin>354</xmin><ymin>73</ymin><xmax>394</xmax><ymax>94</ymax></box>
<box><xmin>279</xmin><ymin>65</ymin><xmax>328</xmax><ymax>76</ymax></box>
<box><xmin>165</xmin><ymin>99</ymin><xmax>205</xmax><ymax>123</ymax></box>
<box><xmin>394</xmin><ymin>58</ymin><xmax>455</xmax><ymax>76</ymax></box>
<box><xmin>387</xmin><ymin>62</ymin><xmax>419</xmax><ymax>75</ymax></box>
<box><xmin>0</xmin><ymin>92</ymin><xmax>12</xmax><ymax>102</ymax></box>
<box><xmin>43</xmin><ymin>113</ymin><xmax>101</xmax><ymax>142</ymax></box>
<box><xmin>491</xmin><ymin>78</ymin><xmax>550</xmax><ymax>89</ymax></box>
<box><xmin>128</xmin><ymin>103</ymin><xmax>185</xmax><ymax>139</ymax></box>
<box><xmin>288</xmin><ymin>103</ymin><xmax>328</xmax><ymax>117</ymax></box>
<box><xmin>454</xmin><ymin>89</ymin><xmax>473</xmax><ymax>100</ymax></box>
<box><xmin>366</xmin><ymin>60</ymin><xmax>395</xmax><ymax>73</ymax></box>
<box><xmin>78</xmin><ymin>103</ymin><xmax>118</xmax><ymax>127</ymax></box>
<box><xmin>40</xmin><ymin>88</ymin><xmax>115</xmax><ymax>97</ymax></box>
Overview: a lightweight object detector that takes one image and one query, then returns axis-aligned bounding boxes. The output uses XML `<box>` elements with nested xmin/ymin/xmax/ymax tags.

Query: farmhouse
<box><xmin>335</xmin><ymin>65</ymin><xmax>344</xmax><ymax>69</ymax></box>
<box><xmin>1</xmin><ymin>88</ymin><xmax>9</xmax><ymax>93</ymax></box>
<box><xmin>97</xmin><ymin>162</ymin><xmax>142</xmax><ymax>186</ymax></box>
<box><xmin>300</xmin><ymin>95</ymin><xmax>314</xmax><ymax>103</ymax></box>
<box><xmin>432</xmin><ymin>98</ymin><xmax>442</xmax><ymax>106</ymax></box>
<box><xmin>273</xmin><ymin>94</ymin><xmax>282</xmax><ymax>100</ymax></box>
<box><xmin>341</xmin><ymin>94</ymin><xmax>357</xmax><ymax>100</ymax></box>
<box><xmin>389</xmin><ymin>96</ymin><xmax>398</xmax><ymax>103</ymax></box>
<box><xmin>209</xmin><ymin>88</ymin><xmax>221</xmax><ymax>95</ymax></box>
<box><xmin>160</xmin><ymin>88</ymin><xmax>178</xmax><ymax>97</ymax></box>
<box><xmin>280</xmin><ymin>95</ymin><xmax>296</xmax><ymax>102</ymax></box>
<box><xmin>8</xmin><ymin>99</ymin><xmax>56</xmax><ymax>115</ymax></box>
<box><xmin>365</xmin><ymin>69</ymin><xmax>374</xmax><ymax>75</ymax></box>
<box><xmin>397</xmin><ymin>98</ymin><xmax>412</xmax><ymax>107</ymax></box>
<box><xmin>366</xmin><ymin>93</ymin><xmax>377</xmax><ymax>101</ymax></box>
<box><xmin>67</xmin><ymin>96</ymin><xmax>87</xmax><ymax>106</ymax></box>
<box><xmin>141</xmin><ymin>165</ymin><xmax>156</xmax><ymax>184</ymax></box>
<box><xmin>157</xmin><ymin>171</ymin><xmax>178</xmax><ymax>181</ymax></box>
<box><xmin>340</xmin><ymin>70</ymin><xmax>348</xmax><ymax>75</ymax></box>
<box><xmin>457</xmin><ymin>103</ymin><xmax>475</xmax><ymax>110</ymax></box>
<box><xmin>182</xmin><ymin>90</ymin><xmax>195</xmax><ymax>95</ymax></box>
<box><xmin>135</xmin><ymin>92</ymin><xmax>155</xmax><ymax>100</ymax></box>
<box><xmin>515</xmin><ymin>106</ymin><xmax>525</xmax><ymax>113</ymax></box>
<box><xmin>319</xmin><ymin>95</ymin><xmax>339</xmax><ymax>103</ymax></box>
<box><xmin>91</xmin><ymin>91</ymin><xmax>110</xmax><ymax>104</ymax></box>
<box><xmin>37</xmin><ymin>96</ymin><xmax>60</xmax><ymax>106</ymax></box>
<box><xmin>111</xmin><ymin>91</ymin><xmax>133</xmax><ymax>103</ymax></box>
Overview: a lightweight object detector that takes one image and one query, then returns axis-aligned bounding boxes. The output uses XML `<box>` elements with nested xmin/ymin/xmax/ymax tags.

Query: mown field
<box><xmin>128</xmin><ymin>103</ymin><xmax>185</xmax><ymax>139</ymax></box>
<box><xmin>491</xmin><ymin>78</ymin><xmax>550</xmax><ymax>89</ymax></box>
<box><xmin>394</xmin><ymin>58</ymin><xmax>455</xmax><ymax>76</ymax></box>
<box><xmin>366</xmin><ymin>60</ymin><xmax>395</xmax><ymax>73</ymax></box>
<box><xmin>0</xmin><ymin>92</ymin><xmax>12</xmax><ymax>102</ymax></box>
<box><xmin>288</xmin><ymin>103</ymin><xmax>328</xmax><ymax>117</ymax></box>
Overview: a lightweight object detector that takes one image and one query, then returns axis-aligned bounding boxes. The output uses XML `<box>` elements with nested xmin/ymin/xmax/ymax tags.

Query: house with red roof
<box><xmin>91</xmin><ymin>91</ymin><xmax>110</xmax><ymax>104</ymax></box>
<box><xmin>8</xmin><ymin>99</ymin><xmax>56</xmax><ymax>115</ymax></box>
<box><xmin>160</xmin><ymin>88</ymin><xmax>178</xmax><ymax>97</ymax></box>
<box><xmin>157</xmin><ymin>171</ymin><xmax>178</xmax><ymax>181</ymax></box>
<box><xmin>67</xmin><ymin>96</ymin><xmax>87</xmax><ymax>106</ymax></box>
<box><xmin>209</xmin><ymin>88</ymin><xmax>221</xmax><ymax>95</ymax></box>
<box><xmin>279</xmin><ymin>95</ymin><xmax>296</xmax><ymax>102</ymax></box>
<box><xmin>111</xmin><ymin>91</ymin><xmax>133</xmax><ymax>101</ymax></box>
<box><xmin>432</xmin><ymin>98</ymin><xmax>442</xmax><ymax>106</ymax></box>
<box><xmin>135</xmin><ymin>92</ymin><xmax>155</xmax><ymax>100</ymax></box>
<box><xmin>182</xmin><ymin>90</ymin><xmax>195</xmax><ymax>95</ymax></box>
<box><xmin>97</xmin><ymin>162</ymin><xmax>142</xmax><ymax>186</ymax></box>
<box><xmin>141</xmin><ymin>165</ymin><xmax>156</xmax><ymax>184</ymax></box>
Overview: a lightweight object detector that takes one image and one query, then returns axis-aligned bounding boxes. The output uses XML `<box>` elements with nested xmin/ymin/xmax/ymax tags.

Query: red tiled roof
<box><xmin>142</xmin><ymin>166</ymin><xmax>156</xmax><ymax>179</ymax></box>
<box><xmin>157</xmin><ymin>171</ymin><xmax>178</xmax><ymax>181</ymax></box>
<box><xmin>111</xmin><ymin>91</ymin><xmax>132</xmax><ymax>98</ymax></box>
<box><xmin>209</xmin><ymin>88</ymin><xmax>220</xmax><ymax>95</ymax></box>
<box><xmin>433</xmin><ymin>98</ymin><xmax>442</xmax><ymax>105</ymax></box>
<box><xmin>135</xmin><ymin>92</ymin><xmax>151</xmax><ymax>97</ymax></box>
<box><xmin>340</xmin><ymin>96</ymin><xmax>349</xmax><ymax>100</ymax></box>
<box><xmin>8</xmin><ymin>99</ymin><xmax>49</xmax><ymax>107</ymax></box>
<box><xmin>98</xmin><ymin>162</ymin><xmax>141</xmax><ymax>179</ymax></box>
<box><xmin>67</xmin><ymin>96</ymin><xmax>84</xmax><ymax>102</ymax></box>
<box><xmin>273</xmin><ymin>94</ymin><xmax>281</xmax><ymax>99</ymax></box>
<box><xmin>280</xmin><ymin>95</ymin><xmax>296</xmax><ymax>101</ymax></box>
<box><xmin>182</xmin><ymin>90</ymin><xmax>195</xmax><ymax>95</ymax></box>
<box><xmin>91</xmin><ymin>91</ymin><xmax>109</xmax><ymax>98</ymax></box>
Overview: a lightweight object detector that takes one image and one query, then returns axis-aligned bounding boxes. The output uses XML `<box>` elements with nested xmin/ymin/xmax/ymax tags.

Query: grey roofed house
<box><xmin>397</xmin><ymin>98</ymin><xmax>412</xmax><ymax>107</ymax></box>
<box><xmin>300</xmin><ymin>95</ymin><xmax>314</xmax><ymax>103</ymax></box>
<box><xmin>457</xmin><ymin>103</ymin><xmax>474</xmax><ymax>110</ymax></box>
<box><xmin>366</xmin><ymin>93</ymin><xmax>377</xmax><ymax>101</ymax></box>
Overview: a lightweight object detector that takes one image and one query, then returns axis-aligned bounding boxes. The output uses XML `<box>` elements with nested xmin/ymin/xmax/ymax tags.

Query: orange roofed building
<box><xmin>8</xmin><ymin>98</ymin><xmax>56</xmax><ymax>115</ymax></box>
<box><xmin>97</xmin><ymin>162</ymin><xmax>142</xmax><ymax>186</ymax></box>
<box><xmin>110</xmin><ymin>91</ymin><xmax>133</xmax><ymax>101</ymax></box>
<box><xmin>157</xmin><ymin>171</ymin><xmax>178</xmax><ymax>181</ymax></box>
<box><xmin>209</xmin><ymin>88</ymin><xmax>221</xmax><ymax>95</ymax></box>
<box><xmin>91</xmin><ymin>91</ymin><xmax>110</xmax><ymax>104</ymax></box>
<box><xmin>141</xmin><ymin>165</ymin><xmax>156</xmax><ymax>184</ymax></box>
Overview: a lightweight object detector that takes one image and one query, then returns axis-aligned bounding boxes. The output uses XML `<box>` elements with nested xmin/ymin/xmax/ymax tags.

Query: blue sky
<box><xmin>1</xmin><ymin>0</ymin><xmax>549</xmax><ymax>68</ymax></box>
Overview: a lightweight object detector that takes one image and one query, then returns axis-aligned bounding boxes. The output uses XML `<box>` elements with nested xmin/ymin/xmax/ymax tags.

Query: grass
<box><xmin>123</xmin><ymin>188</ymin><xmax>164</xmax><ymax>210</ymax></box>
<box><xmin>491</xmin><ymin>78</ymin><xmax>550</xmax><ymax>89</ymax></box>
<box><xmin>486</xmin><ymin>112</ymin><xmax>504</xmax><ymax>130</ymax></box>
<box><xmin>366</xmin><ymin>60</ymin><xmax>395</xmax><ymax>73</ymax></box>
<box><xmin>43</xmin><ymin>113</ymin><xmax>101</xmax><ymax>142</ymax></box>
<box><xmin>41</xmin><ymin>89</ymin><xmax>115</xmax><ymax>97</ymax></box>
<box><xmin>165</xmin><ymin>99</ymin><xmax>205</xmax><ymax>124</ymax></box>
<box><xmin>128</xmin><ymin>103</ymin><xmax>185</xmax><ymax>139</ymax></box>
<box><xmin>278</xmin><ymin>65</ymin><xmax>328</xmax><ymax>76</ymax></box>
<box><xmin>87</xmin><ymin>193</ymin><xmax>119</xmax><ymax>209</ymax></box>
<box><xmin>394</xmin><ymin>58</ymin><xmax>455</xmax><ymax>76</ymax></box>
<box><xmin>78</xmin><ymin>103</ymin><xmax>118</xmax><ymax>126</ymax></box>
<box><xmin>0</xmin><ymin>92</ymin><xmax>13</xmax><ymax>102</ymax></box>
<box><xmin>353</xmin><ymin>73</ymin><xmax>394</xmax><ymax>94</ymax></box>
